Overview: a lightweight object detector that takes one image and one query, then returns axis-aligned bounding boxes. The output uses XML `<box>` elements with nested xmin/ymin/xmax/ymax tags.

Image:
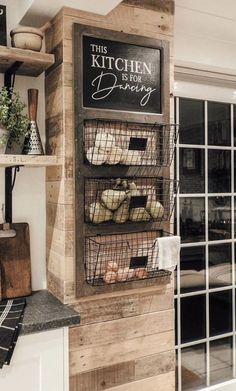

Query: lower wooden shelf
<box><xmin>0</xmin><ymin>154</ymin><xmax>62</xmax><ymax>167</ymax></box>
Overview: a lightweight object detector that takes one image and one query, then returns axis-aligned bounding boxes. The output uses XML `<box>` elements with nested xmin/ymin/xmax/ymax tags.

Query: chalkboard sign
<box><xmin>0</xmin><ymin>5</ymin><xmax>6</xmax><ymax>46</ymax></box>
<box><xmin>128</xmin><ymin>137</ymin><xmax>147</xmax><ymax>151</ymax></box>
<box><xmin>130</xmin><ymin>256</ymin><xmax>148</xmax><ymax>269</ymax></box>
<box><xmin>129</xmin><ymin>195</ymin><xmax>148</xmax><ymax>209</ymax></box>
<box><xmin>83</xmin><ymin>35</ymin><xmax>161</xmax><ymax>114</ymax></box>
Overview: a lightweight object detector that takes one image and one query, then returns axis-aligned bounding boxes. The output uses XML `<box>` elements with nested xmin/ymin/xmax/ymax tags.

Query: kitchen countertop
<box><xmin>20</xmin><ymin>290</ymin><xmax>80</xmax><ymax>335</ymax></box>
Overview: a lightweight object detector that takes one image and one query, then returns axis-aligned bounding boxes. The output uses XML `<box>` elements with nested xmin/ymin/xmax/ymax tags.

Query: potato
<box><xmin>106</xmin><ymin>261</ymin><xmax>118</xmax><ymax>272</ymax></box>
<box><xmin>103</xmin><ymin>271</ymin><xmax>117</xmax><ymax>284</ymax></box>
<box><xmin>117</xmin><ymin>267</ymin><xmax>129</xmax><ymax>282</ymax></box>
<box><xmin>101</xmin><ymin>189</ymin><xmax>127</xmax><ymax>211</ymax></box>
<box><xmin>113</xmin><ymin>202</ymin><xmax>129</xmax><ymax>223</ymax></box>
<box><xmin>129</xmin><ymin>207</ymin><xmax>151</xmax><ymax>222</ymax></box>
<box><xmin>89</xmin><ymin>202</ymin><xmax>113</xmax><ymax>223</ymax></box>
<box><xmin>134</xmin><ymin>268</ymin><xmax>148</xmax><ymax>279</ymax></box>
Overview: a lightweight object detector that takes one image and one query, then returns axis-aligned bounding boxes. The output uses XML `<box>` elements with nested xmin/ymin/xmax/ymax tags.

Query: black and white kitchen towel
<box><xmin>0</xmin><ymin>298</ymin><xmax>26</xmax><ymax>368</ymax></box>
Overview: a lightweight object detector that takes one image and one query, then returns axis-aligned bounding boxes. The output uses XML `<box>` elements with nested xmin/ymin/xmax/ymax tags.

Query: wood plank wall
<box><xmin>45</xmin><ymin>1</ymin><xmax>175</xmax><ymax>390</ymax></box>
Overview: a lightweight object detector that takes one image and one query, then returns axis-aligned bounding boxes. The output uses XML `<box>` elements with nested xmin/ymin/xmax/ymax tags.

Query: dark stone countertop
<box><xmin>20</xmin><ymin>290</ymin><xmax>80</xmax><ymax>335</ymax></box>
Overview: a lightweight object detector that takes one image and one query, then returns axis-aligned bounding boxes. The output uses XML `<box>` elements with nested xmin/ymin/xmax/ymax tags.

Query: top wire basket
<box><xmin>83</xmin><ymin>119</ymin><xmax>178</xmax><ymax>168</ymax></box>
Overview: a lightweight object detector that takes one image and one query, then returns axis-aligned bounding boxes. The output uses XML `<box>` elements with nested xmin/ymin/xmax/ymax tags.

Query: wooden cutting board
<box><xmin>0</xmin><ymin>223</ymin><xmax>31</xmax><ymax>299</ymax></box>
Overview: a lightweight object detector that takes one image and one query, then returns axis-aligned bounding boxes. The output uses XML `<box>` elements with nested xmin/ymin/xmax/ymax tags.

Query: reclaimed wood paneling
<box><xmin>70</xmin><ymin>330</ymin><xmax>174</xmax><ymax>374</ymax></box>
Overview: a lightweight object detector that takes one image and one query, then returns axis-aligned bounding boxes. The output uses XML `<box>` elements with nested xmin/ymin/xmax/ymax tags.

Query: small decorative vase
<box><xmin>0</xmin><ymin>124</ymin><xmax>9</xmax><ymax>154</ymax></box>
<box><xmin>23</xmin><ymin>89</ymin><xmax>44</xmax><ymax>155</ymax></box>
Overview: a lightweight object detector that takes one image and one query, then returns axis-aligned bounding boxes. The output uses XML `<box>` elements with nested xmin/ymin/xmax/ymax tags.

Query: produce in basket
<box><xmin>95</xmin><ymin>132</ymin><xmax>115</xmax><ymax>149</ymax></box>
<box><xmin>106</xmin><ymin>261</ymin><xmax>119</xmax><ymax>272</ymax></box>
<box><xmin>89</xmin><ymin>202</ymin><xmax>113</xmax><ymax>223</ymax></box>
<box><xmin>117</xmin><ymin>267</ymin><xmax>129</xmax><ymax>282</ymax></box>
<box><xmin>134</xmin><ymin>268</ymin><xmax>148</xmax><ymax>279</ymax></box>
<box><xmin>120</xmin><ymin>149</ymin><xmax>142</xmax><ymax>165</ymax></box>
<box><xmin>146</xmin><ymin>200</ymin><xmax>165</xmax><ymax>220</ymax></box>
<box><xmin>113</xmin><ymin>201</ymin><xmax>130</xmax><ymax>223</ymax></box>
<box><xmin>129</xmin><ymin>207</ymin><xmax>151</xmax><ymax>222</ymax></box>
<box><xmin>106</xmin><ymin>146</ymin><xmax>123</xmax><ymax>165</ymax></box>
<box><xmin>101</xmin><ymin>189</ymin><xmax>127</xmax><ymax>211</ymax></box>
<box><xmin>103</xmin><ymin>271</ymin><xmax>117</xmax><ymax>284</ymax></box>
<box><xmin>86</xmin><ymin>146</ymin><xmax>108</xmax><ymax>165</ymax></box>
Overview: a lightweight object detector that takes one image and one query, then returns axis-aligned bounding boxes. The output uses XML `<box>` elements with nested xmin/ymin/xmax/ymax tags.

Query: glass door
<box><xmin>175</xmin><ymin>97</ymin><xmax>235</xmax><ymax>390</ymax></box>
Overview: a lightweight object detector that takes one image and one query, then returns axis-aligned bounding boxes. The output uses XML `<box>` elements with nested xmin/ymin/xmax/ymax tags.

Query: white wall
<box><xmin>0</xmin><ymin>74</ymin><xmax>46</xmax><ymax>291</ymax></box>
<box><xmin>175</xmin><ymin>0</ymin><xmax>236</xmax><ymax>71</ymax></box>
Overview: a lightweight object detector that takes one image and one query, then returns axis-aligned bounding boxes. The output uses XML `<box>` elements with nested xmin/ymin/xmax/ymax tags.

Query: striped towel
<box><xmin>0</xmin><ymin>298</ymin><xmax>26</xmax><ymax>368</ymax></box>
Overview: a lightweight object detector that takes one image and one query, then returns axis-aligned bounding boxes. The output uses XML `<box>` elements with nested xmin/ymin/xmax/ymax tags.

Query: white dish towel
<box><xmin>157</xmin><ymin>236</ymin><xmax>181</xmax><ymax>272</ymax></box>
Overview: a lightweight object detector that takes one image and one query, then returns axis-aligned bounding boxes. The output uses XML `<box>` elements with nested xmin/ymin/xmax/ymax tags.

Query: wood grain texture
<box><xmin>102</xmin><ymin>372</ymin><xmax>175</xmax><ymax>391</ymax></box>
<box><xmin>72</xmin><ymin>284</ymin><xmax>173</xmax><ymax>324</ymax></box>
<box><xmin>70</xmin><ymin>330</ymin><xmax>174</xmax><ymax>374</ymax></box>
<box><xmin>123</xmin><ymin>0</ymin><xmax>175</xmax><ymax>14</ymax></box>
<box><xmin>0</xmin><ymin>45</ymin><xmax>54</xmax><ymax>76</ymax></box>
<box><xmin>69</xmin><ymin>310</ymin><xmax>174</xmax><ymax>350</ymax></box>
<box><xmin>70</xmin><ymin>350</ymin><xmax>175</xmax><ymax>391</ymax></box>
<box><xmin>0</xmin><ymin>223</ymin><xmax>31</xmax><ymax>299</ymax></box>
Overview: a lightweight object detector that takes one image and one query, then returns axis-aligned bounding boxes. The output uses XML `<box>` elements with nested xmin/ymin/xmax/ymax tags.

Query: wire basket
<box><xmin>83</xmin><ymin>119</ymin><xmax>178</xmax><ymax>167</ymax></box>
<box><xmin>85</xmin><ymin>177</ymin><xmax>178</xmax><ymax>225</ymax></box>
<box><xmin>85</xmin><ymin>231</ymin><xmax>172</xmax><ymax>286</ymax></box>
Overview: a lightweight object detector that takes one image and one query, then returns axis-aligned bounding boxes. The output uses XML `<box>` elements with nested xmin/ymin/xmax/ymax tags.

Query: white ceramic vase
<box><xmin>0</xmin><ymin>124</ymin><xmax>9</xmax><ymax>154</ymax></box>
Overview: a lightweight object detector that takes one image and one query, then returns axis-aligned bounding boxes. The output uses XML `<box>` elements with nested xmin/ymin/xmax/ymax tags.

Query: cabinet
<box><xmin>0</xmin><ymin>328</ymin><xmax>69</xmax><ymax>391</ymax></box>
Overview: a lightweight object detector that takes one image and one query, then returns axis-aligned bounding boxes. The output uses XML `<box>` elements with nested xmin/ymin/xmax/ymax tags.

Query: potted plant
<box><xmin>0</xmin><ymin>87</ymin><xmax>29</xmax><ymax>154</ymax></box>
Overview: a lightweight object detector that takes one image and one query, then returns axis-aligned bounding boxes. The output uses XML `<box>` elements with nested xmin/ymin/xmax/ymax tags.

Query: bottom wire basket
<box><xmin>85</xmin><ymin>231</ymin><xmax>172</xmax><ymax>286</ymax></box>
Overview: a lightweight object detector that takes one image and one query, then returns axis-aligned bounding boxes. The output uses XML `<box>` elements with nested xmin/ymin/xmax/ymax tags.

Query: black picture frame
<box><xmin>74</xmin><ymin>23</ymin><xmax>170</xmax><ymax>123</ymax></box>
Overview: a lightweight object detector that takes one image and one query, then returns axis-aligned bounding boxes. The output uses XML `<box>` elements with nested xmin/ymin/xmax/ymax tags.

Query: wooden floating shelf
<box><xmin>0</xmin><ymin>154</ymin><xmax>61</xmax><ymax>167</ymax></box>
<box><xmin>0</xmin><ymin>46</ymin><xmax>55</xmax><ymax>77</ymax></box>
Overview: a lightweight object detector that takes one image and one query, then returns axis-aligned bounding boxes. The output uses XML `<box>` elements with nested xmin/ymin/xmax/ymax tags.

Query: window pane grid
<box><xmin>176</xmin><ymin>97</ymin><xmax>235</xmax><ymax>390</ymax></box>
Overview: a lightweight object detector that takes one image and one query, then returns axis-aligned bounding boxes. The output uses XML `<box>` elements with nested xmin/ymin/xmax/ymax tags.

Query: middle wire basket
<box><xmin>85</xmin><ymin>177</ymin><xmax>178</xmax><ymax>225</ymax></box>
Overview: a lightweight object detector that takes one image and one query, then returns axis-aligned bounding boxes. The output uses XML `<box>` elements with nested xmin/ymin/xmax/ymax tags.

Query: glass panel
<box><xmin>209</xmin><ymin>290</ymin><xmax>232</xmax><ymax>336</ymax></box>
<box><xmin>208</xmin><ymin>102</ymin><xmax>231</xmax><ymax>146</ymax></box>
<box><xmin>181</xmin><ymin>343</ymin><xmax>207</xmax><ymax>391</ymax></box>
<box><xmin>210</xmin><ymin>337</ymin><xmax>233</xmax><ymax>386</ymax></box>
<box><xmin>208</xmin><ymin>197</ymin><xmax>231</xmax><ymax>241</ymax></box>
<box><xmin>180</xmin><ymin>246</ymin><xmax>206</xmax><ymax>293</ymax></box>
<box><xmin>179</xmin><ymin>98</ymin><xmax>204</xmax><ymax>145</ymax></box>
<box><xmin>209</xmin><ymin>243</ymin><xmax>232</xmax><ymax>288</ymax></box>
<box><xmin>180</xmin><ymin>148</ymin><xmax>205</xmax><ymax>194</ymax></box>
<box><xmin>181</xmin><ymin>295</ymin><xmax>206</xmax><ymax>343</ymax></box>
<box><xmin>180</xmin><ymin>198</ymin><xmax>205</xmax><ymax>243</ymax></box>
<box><xmin>208</xmin><ymin>150</ymin><xmax>231</xmax><ymax>193</ymax></box>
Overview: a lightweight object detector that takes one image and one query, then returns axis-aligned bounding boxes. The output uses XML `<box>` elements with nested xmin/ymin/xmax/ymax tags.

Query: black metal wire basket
<box><xmin>83</xmin><ymin>119</ymin><xmax>178</xmax><ymax>168</ymax></box>
<box><xmin>85</xmin><ymin>231</ymin><xmax>172</xmax><ymax>286</ymax></box>
<box><xmin>85</xmin><ymin>177</ymin><xmax>178</xmax><ymax>225</ymax></box>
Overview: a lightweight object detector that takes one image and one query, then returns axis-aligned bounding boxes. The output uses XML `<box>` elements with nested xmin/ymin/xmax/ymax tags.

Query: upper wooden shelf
<box><xmin>0</xmin><ymin>46</ymin><xmax>55</xmax><ymax>77</ymax></box>
<box><xmin>0</xmin><ymin>154</ymin><xmax>61</xmax><ymax>167</ymax></box>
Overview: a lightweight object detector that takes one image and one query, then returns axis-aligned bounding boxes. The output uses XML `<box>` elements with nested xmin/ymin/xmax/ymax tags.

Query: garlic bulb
<box><xmin>95</xmin><ymin>133</ymin><xmax>115</xmax><ymax>149</ymax></box>
<box><xmin>86</xmin><ymin>146</ymin><xmax>107</xmax><ymax>165</ymax></box>
<box><xmin>129</xmin><ymin>207</ymin><xmax>151</xmax><ymax>222</ymax></box>
<box><xmin>89</xmin><ymin>202</ymin><xmax>113</xmax><ymax>223</ymax></box>
<box><xmin>106</xmin><ymin>146</ymin><xmax>123</xmax><ymax>165</ymax></box>
<box><xmin>101</xmin><ymin>189</ymin><xmax>127</xmax><ymax>211</ymax></box>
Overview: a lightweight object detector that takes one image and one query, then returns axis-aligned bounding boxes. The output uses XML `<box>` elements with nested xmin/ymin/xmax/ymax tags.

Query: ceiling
<box><xmin>176</xmin><ymin>0</ymin><xmax>236</xmax><ymax>21</ymax></box>
<box><xmin>20</xmin><ymin>0</ymin><xmax>123</xmax><ymax>27</ymax></box>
